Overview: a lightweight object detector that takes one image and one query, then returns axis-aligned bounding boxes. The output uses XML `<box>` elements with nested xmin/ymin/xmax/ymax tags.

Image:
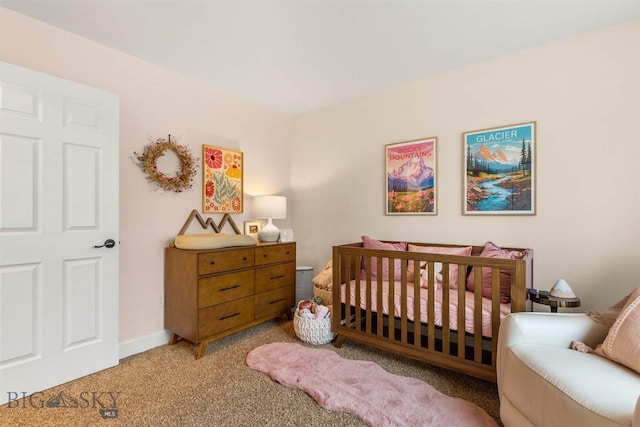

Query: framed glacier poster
<box><xmin>385</xmin><ymin>137</ymin><xmax>437</xmax><ymax>215</ymax></box>
<box><xmin>463</xmin><ymin>121</ymin><xmax>536</xmax><ymax>215</ymax></box>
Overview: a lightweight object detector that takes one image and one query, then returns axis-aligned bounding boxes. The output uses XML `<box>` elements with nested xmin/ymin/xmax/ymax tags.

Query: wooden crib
<box><xmin>331</xmin><ymin>241</ymin><xmax>533</xmax><ymax>382</ymax></box>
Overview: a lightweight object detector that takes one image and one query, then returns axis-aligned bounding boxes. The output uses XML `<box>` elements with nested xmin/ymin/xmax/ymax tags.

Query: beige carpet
<box><xmin>0</xmin><ymin>318</ymin><xmax>501</xmax><ymax>426</ymax></box>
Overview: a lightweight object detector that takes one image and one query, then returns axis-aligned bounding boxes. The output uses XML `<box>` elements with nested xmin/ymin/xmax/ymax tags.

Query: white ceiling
<box><xmin>2</xmin><ymin>1</ymin><xmax>640</xmax><ymax>114</ymax></box>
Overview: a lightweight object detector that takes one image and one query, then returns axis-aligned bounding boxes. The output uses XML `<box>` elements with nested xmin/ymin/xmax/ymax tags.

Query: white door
<box><xmin>0</xmin><ymin>61</ymin><xmax>119</xmax><ymax>405</ymax></box>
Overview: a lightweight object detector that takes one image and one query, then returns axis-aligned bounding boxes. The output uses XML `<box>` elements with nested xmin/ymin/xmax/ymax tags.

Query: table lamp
<box><xmin>549</xmin><ymin>278</ymin><xmax>576</xmax><ymax>298</ymax></box>
<box><xmin>254</xmin><ymin>195</ymin><xmax>286</xmax><ymax>242</ymax></box>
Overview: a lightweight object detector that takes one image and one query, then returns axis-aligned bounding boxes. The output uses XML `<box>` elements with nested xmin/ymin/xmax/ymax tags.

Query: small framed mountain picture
<box><xmin>385</xmin><ymin>137</ymin><xmax>437</xmax><ymax>215</ymax></box>
<box><xmin>463</xmin><ymin>121</ymin><xmax>536</xmax><ymax>215</ymax></box>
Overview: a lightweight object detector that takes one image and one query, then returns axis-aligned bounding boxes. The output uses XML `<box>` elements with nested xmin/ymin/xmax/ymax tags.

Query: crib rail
<box><xmin>331</xmin><ymin>242</ymin><xmax>533</xmax><ymax>382</ymax></box>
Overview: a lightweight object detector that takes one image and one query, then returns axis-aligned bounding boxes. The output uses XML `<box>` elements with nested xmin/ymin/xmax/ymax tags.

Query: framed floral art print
<box><xmin>385</xmin><ymin>137</ymin><xmax>437</xmax><ymax>215</ymax></box>
<box><xmin>202</xmin><ymin>145</ymin><xmax>243</xmax><ymax>213</ymax></box>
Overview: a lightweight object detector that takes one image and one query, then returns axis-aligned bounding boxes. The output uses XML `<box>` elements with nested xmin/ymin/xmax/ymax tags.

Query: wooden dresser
<box><xmin>165</xmin><ymin>242</ymin><xmax>295</xmax><ymax>359</ymax></box>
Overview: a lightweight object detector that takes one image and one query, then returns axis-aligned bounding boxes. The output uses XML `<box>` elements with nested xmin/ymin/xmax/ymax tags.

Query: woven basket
<box><xmin>293</xmin><ymin>309</ymin><xmax>336</xmax><ymax>345</ymax></box>
<box><xmin>313</xmin><ymin>284</ymin><xmax>333</xmax><ymax>307</ymax></box>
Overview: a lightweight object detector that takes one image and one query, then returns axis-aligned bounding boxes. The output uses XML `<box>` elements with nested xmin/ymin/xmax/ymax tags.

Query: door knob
<box><xmin>93</xmin><ymin>239</ymin><xmax>116</xmax><ymax>249</ymax></box>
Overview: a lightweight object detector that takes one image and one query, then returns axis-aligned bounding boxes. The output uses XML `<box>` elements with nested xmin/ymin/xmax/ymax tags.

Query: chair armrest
<box><xmin>499</xmin><ymin>312</ymin><xmax>609</xmax><ymax>350</ymax></box>
<box><xmin>499</xmin><ymin>313</ymin><xmax>639</xmax><ymax>426</ymax></box>
<box><xmin>497</xmin><ymin>312</ymin><xmax>610</xmax><ymax>394</ymax></box>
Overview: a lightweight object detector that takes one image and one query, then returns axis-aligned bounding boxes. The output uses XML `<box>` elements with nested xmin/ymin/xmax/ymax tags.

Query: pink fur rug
<box><xmin>246</xmin><ymin>342</ymin><xmax>498</xmax><ymax>427</ymax></box>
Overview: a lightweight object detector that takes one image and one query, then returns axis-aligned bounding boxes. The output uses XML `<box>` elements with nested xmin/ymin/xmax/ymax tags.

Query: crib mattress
<box><xmin>340</xmin><ymin>280</ymin><xmax>510</xmax><ymax>337</ymax></box>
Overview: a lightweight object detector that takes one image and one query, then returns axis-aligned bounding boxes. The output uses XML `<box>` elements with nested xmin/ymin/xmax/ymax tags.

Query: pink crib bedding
<box><xmin>340</xmin><ymin>280</ymin><xmax>511</xmax><ymax>337</ymax></box>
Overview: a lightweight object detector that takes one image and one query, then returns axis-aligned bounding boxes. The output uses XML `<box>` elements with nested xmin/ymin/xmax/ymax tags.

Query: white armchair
<box><xmin>497</xmin><ymin>312</ymin><xmax>640</xmax><ymax>427</ymax></box>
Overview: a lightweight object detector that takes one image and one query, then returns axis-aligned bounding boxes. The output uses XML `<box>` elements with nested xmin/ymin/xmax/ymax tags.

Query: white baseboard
<box><xmin>119</xmin><ymin>330</ymin><xmax>172</xmax><ymax>360</ymax></box>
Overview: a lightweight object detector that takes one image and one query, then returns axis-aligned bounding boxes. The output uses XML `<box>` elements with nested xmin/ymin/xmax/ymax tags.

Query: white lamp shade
<box><xmin>254</xmin><ymin>195</ymin><xmax>286</xmax><ymax>242</ymax></box>
<box><xmin>254</xmin><ymin>195</ymin><xmax>286</xmax><ymax>220</ymax></box>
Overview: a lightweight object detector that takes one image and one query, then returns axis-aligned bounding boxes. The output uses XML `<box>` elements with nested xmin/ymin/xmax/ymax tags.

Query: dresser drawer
<box><xmin>198</xmin><ymin>248</ymin><xmax>254</xmax><ymax>275</ymax></box>
<box><xmin>255</xmin><ymin>243</ymin><xmax>295</xmax><ymax>266</ymax></box>
<box><xmin>255</xmin><ymin>286</ymin><xmax>294</xmax><ymax>319</ymax></box>
<box><xmin>198</xmin><ymin>296</ymin><xmax>254</xmax><ymax>338</ymax></box>
<box><xmin>255</xmin><ymin>262</ymin><xmax>295</xmax><ymax>293</ymax></box>
<box><xmin>199</xmin><ymin>270</ymin><xmax>254</xmax><ymax>308</ymax></box>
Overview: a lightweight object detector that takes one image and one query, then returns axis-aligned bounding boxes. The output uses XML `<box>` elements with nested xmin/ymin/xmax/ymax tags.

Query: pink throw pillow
<box><xmin>466</xmin><ymin>242</ymin><xmax>527</xmax><ymax>303</ymax></box>
<box><xmin>407</xmin><ymin>244</ymin><xmax>472</xmax><ymax>289</ymax></box>
<box><xmin>594</xmin><ymin>288</ymin><xmax>640</xmax><ymax>374</ymax></box>
<box><xmin>360</xmin><ymin>236</ymin><xmax>407</xmax><ymax>281</ymax></box>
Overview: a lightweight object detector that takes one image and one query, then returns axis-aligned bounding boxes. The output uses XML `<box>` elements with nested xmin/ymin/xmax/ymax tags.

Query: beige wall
<box><xmin>292</xmin><ymin>19</ymin><xmax>640</xmax><ymax>311</ymax></box>
<box><xmin>0</xmin><ymin>8</ymin><xmax>293</xmax><ymax>346</ymax></box>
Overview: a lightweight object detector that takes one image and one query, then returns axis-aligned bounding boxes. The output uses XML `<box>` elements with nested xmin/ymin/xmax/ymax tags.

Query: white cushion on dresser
<box><xmin>174</xmin><ymin>233</ymin><xmax>257</xmax><ymax>250</ymax></box>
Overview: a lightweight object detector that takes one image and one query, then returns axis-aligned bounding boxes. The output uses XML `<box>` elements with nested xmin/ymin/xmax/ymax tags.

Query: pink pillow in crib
<box><xmin>360</xmin><ymin>236</ymin><xmax>407</xmax><ymax>281</ymax></box>
<box><xmin>466</xmin><ymin>241</ymin><xmax>528</xmax><ymax>303</ymax></box>
<box><xmin>406</xmin><ymin>244</ymin><xmax>472</xmax><ymax>289</ymax></box>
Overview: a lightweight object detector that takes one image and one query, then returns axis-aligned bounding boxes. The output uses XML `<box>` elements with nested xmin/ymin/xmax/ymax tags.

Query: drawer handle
<box><xmin>220</xmin><ymin>284</ymin><xmax>241</xmax><ymax>291</ymax></box>
<box><xmin>269</xmin><ymin>298</ymin><xmax>285</xmax><ymax>305</ymax></box>
<box><xmin>219</xmin><ymin>312</ymin><xmax>240</xmax><ymax>320</ymax></box>
<box><xmin>243</xmin><ymin>257</ymin><xmax>247</xmax><ymax>261</ymax></box>
<box><xmin>270</xmin><ymin>275</ymin><xmax>286</xmax><ymax>280</ymax></box>
<box><xmin>263</xmin><ymin>254</ymin><xmax>268</xmax><ymax>258</ymax></box>
<box><xmin>286</xmin><ymin>251</ymin><xmax>290</xmax><ymax>255</ymax></box>
<box><xmin>210</xmin><ymin>261</ymin><xmax>215</xmax><ymax>265</ymax></box>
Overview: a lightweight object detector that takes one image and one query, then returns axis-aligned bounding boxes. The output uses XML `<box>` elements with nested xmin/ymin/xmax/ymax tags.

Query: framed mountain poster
<box><xmin>463</xmin><ymin>122</ymin><xmax>536</xmax><ymax>215</ymax></box>
<box><xmin>385</xmin><ymin>137</ymin><xmax>437</xmax><ymax>215</ymax></box>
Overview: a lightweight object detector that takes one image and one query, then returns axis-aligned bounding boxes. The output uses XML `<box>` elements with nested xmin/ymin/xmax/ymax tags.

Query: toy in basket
<box><xmin>312</xmin><ymin>260</ymin><xmax>333</xmax><ymax>306</ymax></box>
<box><xmin>293</xmin><ymin>298</ymin><xmax>335</xmax><ymax>345</ymax></box>
<box><xmin>313</xmin><ymin>284</ymin><xmax>332</xmax><ymax>306</ymax></box>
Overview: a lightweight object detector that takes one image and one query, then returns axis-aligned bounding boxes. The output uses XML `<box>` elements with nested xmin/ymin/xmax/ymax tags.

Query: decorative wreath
<box><xmin>134</xmin><ymin>135</ymin><xmax>197</xmax><ymax>192</ymax></box>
